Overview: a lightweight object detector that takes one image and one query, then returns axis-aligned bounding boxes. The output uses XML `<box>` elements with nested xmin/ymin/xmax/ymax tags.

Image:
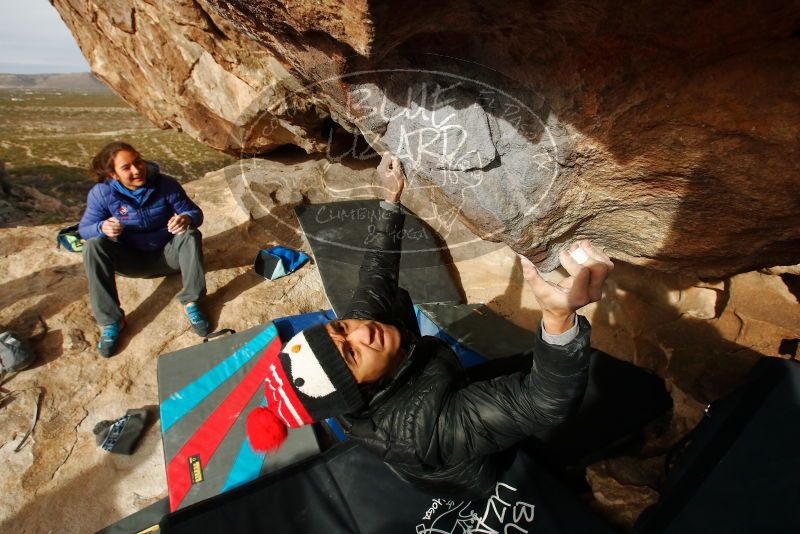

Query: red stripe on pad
<box><xmin>166</xmin><ymin>336</ymin><xmax>282</xmax><ymax>511</ymax></box>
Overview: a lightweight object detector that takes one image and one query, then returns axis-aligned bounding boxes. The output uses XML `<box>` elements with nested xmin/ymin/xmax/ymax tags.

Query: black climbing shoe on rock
<box><xmin>94</xmin><ymin>408</ymin><xmax>148</xmax><ymax>454</ymax></box>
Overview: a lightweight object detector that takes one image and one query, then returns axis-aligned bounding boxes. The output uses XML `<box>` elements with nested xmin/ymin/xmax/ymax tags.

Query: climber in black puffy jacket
<box><xmin>246</xmin><ymin>152</ymin><xmax>614</xmax><ymax>498</ymax></box>
<box><xmin>329</xmin><ymin>152</ymin><xmax>615</xmax><ymax>497</ymax></box>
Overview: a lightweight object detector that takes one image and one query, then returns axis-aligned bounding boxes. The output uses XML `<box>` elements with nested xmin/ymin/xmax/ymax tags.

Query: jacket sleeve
<box><xmin>432</xmin><ymin>316</ymin><xmax>592</xmax><ymax>464</ymax></box>
<box><xmin>342</xmin><ymin>202</ymin><xmax>405</xmax><ymax>322</ymax></box>
<box><xmin>166</xmin><ymin>177</ymin><xmax>203</xmax><ymax>228</ymax></box>
<box><xmin>78</xmin><ymin>185</ymin><xmax>111</xmax><ymax>240</ymax></box>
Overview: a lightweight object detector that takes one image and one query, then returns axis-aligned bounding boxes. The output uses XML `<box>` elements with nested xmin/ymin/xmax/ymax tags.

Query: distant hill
<box><xmin>0</xmin><ymin>72</ymin><xmax>110</xmax><ymax>92</ymax></box>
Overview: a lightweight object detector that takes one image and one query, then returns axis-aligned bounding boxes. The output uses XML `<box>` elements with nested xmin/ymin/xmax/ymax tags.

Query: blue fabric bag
<box><xmin>253</xmin><ymin>246</ymin><xmax>309</xmax><ymax>280</ymax></box>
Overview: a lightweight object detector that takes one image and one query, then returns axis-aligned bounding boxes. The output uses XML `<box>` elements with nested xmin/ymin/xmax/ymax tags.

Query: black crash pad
<box><xmin>295</xmin><ymin>200</ymin><xmax>463</xmax><ymax>315</ymax></box>
<box><xmin>160</xmin><ymin>441</ymin><xmax>614</xmax><ymax>534</ymax></box>
<box><xmin>96</xmin><ymin>497</ymin><xmax>169</xmax><ymax>534</ymax></box>
<box><xmin>635</xmin><ymin>357</ymin><xmax>800</xmax><ymax>533</ymax></box>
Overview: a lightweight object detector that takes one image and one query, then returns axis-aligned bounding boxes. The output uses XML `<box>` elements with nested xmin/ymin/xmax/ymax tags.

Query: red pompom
<box><xmin>246</xmin><ymin>407</ymin><xmax>288</xmax><ymax>452</ymax></box>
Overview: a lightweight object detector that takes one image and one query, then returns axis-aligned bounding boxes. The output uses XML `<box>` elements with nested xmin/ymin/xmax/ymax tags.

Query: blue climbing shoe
<box><xmin>97</xmin><ymin>319</ymin><xmax>125</xmax><ymax>358</ymax></box>
<box><xmin>184</xmin><ymin>302</ymin><xmax>210</xmax><ymax>337</ymax></box>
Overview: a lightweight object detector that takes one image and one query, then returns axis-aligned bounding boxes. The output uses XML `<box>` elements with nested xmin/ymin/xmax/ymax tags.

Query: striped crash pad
<box><xmin>157</xmin><ymin>310</ymin><xmax>335</xmax><ymax>511</ymax></box>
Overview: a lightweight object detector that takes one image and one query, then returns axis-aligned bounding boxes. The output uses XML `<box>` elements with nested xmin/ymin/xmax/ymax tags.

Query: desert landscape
<box><xmin>0</xmin><ymin>75</ymin><xmax>230</xmax><ymax>226</ymax></box>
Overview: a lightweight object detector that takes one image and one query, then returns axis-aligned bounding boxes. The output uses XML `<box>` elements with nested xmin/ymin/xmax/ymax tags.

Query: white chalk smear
<box><xmin>570</xmin><ymin>247</ymin><xmax>589</xmax><ymax>265</ymax></box>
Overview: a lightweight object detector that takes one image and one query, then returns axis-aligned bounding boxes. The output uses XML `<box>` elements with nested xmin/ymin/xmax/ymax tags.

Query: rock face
<box><xmin>51</xmin><ymin>0</ymin><xmax>328</xmax><ymax>154</ymax></box>
<box><xmin>52</xmin><ymin>0</ymin><xmax>800</xmax><ymax>276</ymax></box>
<box><xmin>1</xmin><ymin>155</ymin><xmax>799</xmax><ymax>531</ymax></box>
<box><xmin>0</xmin><ymin>182</ymin><xmax>86</xmax><ymax>226</ymax></box>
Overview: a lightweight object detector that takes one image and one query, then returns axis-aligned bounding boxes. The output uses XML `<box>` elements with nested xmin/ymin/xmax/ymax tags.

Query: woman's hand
<box><xmin>101</xmin><ymin>217</ymin><xmax>123</xmax><ymax>238</ymax></box>
<box><xmin>377</xmin><ymin>151</ymin><xmax>405</xmax><ymax>203</ymax></box>
<box><xmin>167</xmin><ymin>213</ymin><xmax>191</xmax><ymax>235</ymax></box>
<box><xmin>519</xmin><ymin>240</ymin><xmax>614</xmax><ymax>334</ymax></box>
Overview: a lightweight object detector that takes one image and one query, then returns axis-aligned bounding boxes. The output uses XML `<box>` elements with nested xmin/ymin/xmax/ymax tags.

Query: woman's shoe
<box><xmin>97</xmin><ymin>319</ymin><xmax>125</xmax><ymax>358</ymax></box>
<box><xmin>184</xmin><ymin>302</ymin><xmax>210</xmax><ymax>337</ymax></box>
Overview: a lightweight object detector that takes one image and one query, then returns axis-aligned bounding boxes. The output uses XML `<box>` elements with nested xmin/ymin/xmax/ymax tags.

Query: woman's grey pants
<box><xmin>82</xmin><ymin>229</ymin><xmax>206</xmax><ymax>325</ymax></box>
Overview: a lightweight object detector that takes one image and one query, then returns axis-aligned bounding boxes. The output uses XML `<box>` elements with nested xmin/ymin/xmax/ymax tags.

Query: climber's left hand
<box><xmin>377</xmin><ymin>151</ymin><xmax>405</xmax><ymax>203</ymax></box>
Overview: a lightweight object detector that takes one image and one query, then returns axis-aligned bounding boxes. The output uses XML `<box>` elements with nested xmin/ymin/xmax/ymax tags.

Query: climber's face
<box><xmin>325</xmin><ymin>319</ymin><xmax>403</xmax><ymax>384</ymax></box>
<box><xmin>111</xmin><ymin>149</ymin><xmax>147</xmax><ymax>190</ymax></box>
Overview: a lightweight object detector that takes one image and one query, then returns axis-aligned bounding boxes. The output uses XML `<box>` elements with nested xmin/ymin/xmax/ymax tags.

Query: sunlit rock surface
<box><xmin>52</xmin><ymin>0</ymin><xmax>800</xmax><ymax>276</ymax></box>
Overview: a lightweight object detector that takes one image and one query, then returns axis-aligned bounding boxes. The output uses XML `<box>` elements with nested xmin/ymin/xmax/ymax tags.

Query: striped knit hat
<box><xmin>246</xmin><ymin>324</ymin><xmax>363</xmax><ymax>451</ymax></box>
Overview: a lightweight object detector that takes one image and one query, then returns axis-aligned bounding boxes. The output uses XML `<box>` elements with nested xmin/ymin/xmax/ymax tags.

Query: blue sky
<box><xmin>0</xmin><ymin>0</ymin><xmax>90</xmax><ymax>73</ymax></box>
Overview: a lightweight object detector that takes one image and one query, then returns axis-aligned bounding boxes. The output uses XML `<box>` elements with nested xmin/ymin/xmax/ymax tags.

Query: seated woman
<box><xmin>247</xmin><ymin>152</ymin><xmax>614</xmax><ymax>497</ymax></box>
<box><xmin>79</xmin><ymin>141</ymin><xmax>209</xmax><ymax>357</ymax></box>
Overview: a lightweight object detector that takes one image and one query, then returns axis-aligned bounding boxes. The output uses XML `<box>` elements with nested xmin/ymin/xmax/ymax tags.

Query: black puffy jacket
<box><xmin>338</xmin><ymin>203</ymin><xmax>592</xmax><ymax>498</ymax></box>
